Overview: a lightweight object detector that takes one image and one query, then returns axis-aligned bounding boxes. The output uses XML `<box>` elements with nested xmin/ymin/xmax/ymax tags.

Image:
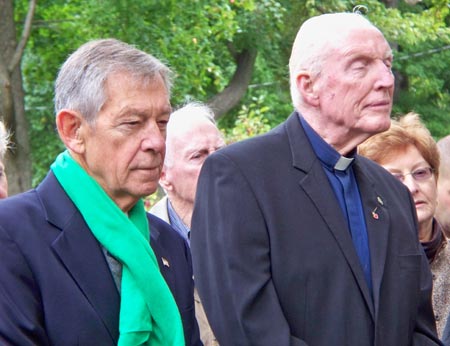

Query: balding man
<box><xmin>436</xmin><ymin>135</ymin><xmax>450</xmax><ymax>237</ymax></box>
<box><xmin>151</xmin><ymin>102</ymin><xmax>224</xmax><ymax>346</ymax></box>
<box><xmin>191</xmin><ymin>12</ymin><xmax>440</xmax><ymax>346</ymax></box>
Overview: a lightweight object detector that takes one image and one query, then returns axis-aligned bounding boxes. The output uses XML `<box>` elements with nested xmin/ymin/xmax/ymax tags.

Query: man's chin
<box><xmin>368</xmin><ymin>117</ymin><xmax>391</xmax><ymax>134</ymax></box>
<box><xmin>139</xmin><ymin>186</ymin><xmax>158</xmax><ymax>198</ymax></box>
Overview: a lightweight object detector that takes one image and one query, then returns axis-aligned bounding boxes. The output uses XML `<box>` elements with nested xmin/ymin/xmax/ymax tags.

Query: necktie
<box><xmin>335</xmin><ymin>164</ymin><xmax>372</xmax><ymax>293</ymax></box>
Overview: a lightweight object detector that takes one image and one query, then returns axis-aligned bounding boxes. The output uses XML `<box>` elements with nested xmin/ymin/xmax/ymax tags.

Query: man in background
<box><xmin>0</xmin><ymin>121</ymin><xmax>10</xmax><ymax>199</ymax></box>
<box><xmin>191</xmin><ymin>12</ymin><xmax>440</xmax><ymax>346</ymax></box>
<box><xmin>151</xmin><ymin>101</ymin><xmax>225</xmax><ymax>346</ymax></box>
<box><xmin>436</xmin><ymin>135</ymin><xmax>450</xmax><ymax>237</ymax></box>
<box><xmin>0</xmin><ymin>38</ymin><xmax>201</xmax><ymax>346</ymax></box>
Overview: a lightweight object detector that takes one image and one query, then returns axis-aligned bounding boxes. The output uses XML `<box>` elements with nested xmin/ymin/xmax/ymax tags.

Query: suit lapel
<box><xmin>148</xmin><ymin>218</ymin><xmax>175</xmax><ymax>289</ymax></box>
<box><xmin>285</xmin><ymin>113</ymin><xmax>375</xmax><ymax>318</ymax></box>
<box><xmin>354</xmin><ymin>159</ymin><xmax>390</xmax><ymax>320</ymax></box>
<box><xmin>37</xmin><ymin>172</ymin><xmax>120</xmax><ymax>343</ymax></box>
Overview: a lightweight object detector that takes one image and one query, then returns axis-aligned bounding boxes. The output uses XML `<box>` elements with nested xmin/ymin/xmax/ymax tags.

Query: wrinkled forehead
<box><xmin>336</xmin><ymin>27</ymin><xmax>393</xmax><ymax>58</ymax></box>
<box><xmin>171</xmin><ymin>121</ymin><xmax>223</xmax><ymax>145</ymax></box>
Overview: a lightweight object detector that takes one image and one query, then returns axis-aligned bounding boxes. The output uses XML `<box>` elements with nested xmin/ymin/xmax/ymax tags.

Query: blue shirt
<box><xmin>299</xmin><ymin>115</ymin><xmax>372</xmax><ymax>293</ymax></box>
<box><xmin>167</xmin><ymin>199</ymin><xmax>191</xmax><ymax>246</ymax></box>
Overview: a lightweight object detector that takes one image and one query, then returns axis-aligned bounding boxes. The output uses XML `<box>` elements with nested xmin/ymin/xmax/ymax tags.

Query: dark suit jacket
<box><xmin>0</xmin><ymin>172</ymin><xmax>202</xmax><ymax>346</ymax></box>
<box><xmin>191</xmin><ymin>112</ymin><xmax>441</xmax><ymax>346</ymax></box>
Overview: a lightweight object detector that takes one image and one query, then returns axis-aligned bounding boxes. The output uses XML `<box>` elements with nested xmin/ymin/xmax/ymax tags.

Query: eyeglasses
<box><xmin>391</xmin><ymin>167</ymin><xmax>434</xmax><ymax>183</ymax></box>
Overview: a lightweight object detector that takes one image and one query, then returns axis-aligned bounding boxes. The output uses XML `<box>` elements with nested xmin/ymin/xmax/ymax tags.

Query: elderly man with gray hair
<box><xmin>151</xmin><ymin>101</ymin><xmax>225</xmax><ymax>346</ymax></box>
<box><xmin>0</xmin><ymin>39</ymin><xmax>201</xmax><ymax>346</ymax></box>
<box><xmin>436</xmin><ymin>135</ymin><xmax>450</xmax><ymax>238</ymax></box>
<box><xmin>191</xmin><ymin>12</ymin><xmax>440</xmax><ymax>346</ymax></box>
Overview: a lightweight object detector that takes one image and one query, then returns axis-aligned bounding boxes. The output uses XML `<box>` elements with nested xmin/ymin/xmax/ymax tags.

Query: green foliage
<box><xmin>13</xmin><ymin>0</ymin><xmax>450</xmax><ymax>185</ymax></box>
<box><xmin>19</xmin><ymin>0</ymin><xmax>91</xmax><ymax>186</ymax></box>
<box><xmin>374</xmin><ymin>0</ymin><xmax>450</xmax><ymax>139</ymax></box>
<box><xmin>223</xmin><ymin>95</ymin><xmax>273</xmax><ymax>144</ymax></box>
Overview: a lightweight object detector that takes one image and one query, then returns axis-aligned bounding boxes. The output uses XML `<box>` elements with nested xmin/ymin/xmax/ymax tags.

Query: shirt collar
<box><xmin>167</xmin><ymin>199</ymin><xmax>190</xmax><ymax>242</ymax></box>
<box><xmin>299</xmin><ymin>115</ymin><xmax>356</xmax><ymax>172</ymax></box>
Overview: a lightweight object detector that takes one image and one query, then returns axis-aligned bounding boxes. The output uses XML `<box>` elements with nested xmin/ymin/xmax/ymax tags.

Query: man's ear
<box><xmin>159</xmin><ymin>169</ymin><xmax>173</xmax><ymax>192</ymax></box>
<box><xmin>56</xmin><ymin>110</ymin><xmax>86</xmax><ymax>154</ymax></box>
<box><xmin>296</xmin><ymin>72</ymin><xmax>320</xmax><ymax>107</ymax></box>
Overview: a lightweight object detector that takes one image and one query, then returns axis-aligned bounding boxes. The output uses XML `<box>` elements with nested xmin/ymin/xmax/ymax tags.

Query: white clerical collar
<box><xmin>334</xmin><ymin>156</ymin><xmax>354</xmax><ymax>171</ymax></box>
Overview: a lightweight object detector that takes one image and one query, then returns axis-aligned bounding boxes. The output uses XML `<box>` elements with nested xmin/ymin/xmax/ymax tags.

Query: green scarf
<box><xmin>51</xmin><ymin>151</ymin><xmax>184</xmax><ymax>346</ymax></box>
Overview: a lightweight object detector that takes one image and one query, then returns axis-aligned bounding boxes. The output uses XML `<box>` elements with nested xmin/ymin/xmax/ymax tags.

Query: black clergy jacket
<box><xmin>191</xmin><ymin>112</ymin><xmax>441</xmax><ymax>346</ymax></box>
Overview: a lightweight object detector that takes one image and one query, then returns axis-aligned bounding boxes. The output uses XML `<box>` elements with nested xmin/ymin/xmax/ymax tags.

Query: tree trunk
<box><xmin>0</xmin><ymin>0</ymin><xmax>34</xmax><ymax>195</ymax></box>
<box><xmin>207</xmin><ymin>47</ymin><xmax>257</xmax><ymax>120</ymax></box>
<box><xmin>380</xmin><ymin>0</ymin><xmax>399</xmax><ymax>7</ymax></box>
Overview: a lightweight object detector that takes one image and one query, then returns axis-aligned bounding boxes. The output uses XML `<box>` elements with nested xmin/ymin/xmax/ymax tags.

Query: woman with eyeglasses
<box><xmin>359</xmin><ymin>112</ymin><xmax>448</xmax><ymax>338</ymax></box>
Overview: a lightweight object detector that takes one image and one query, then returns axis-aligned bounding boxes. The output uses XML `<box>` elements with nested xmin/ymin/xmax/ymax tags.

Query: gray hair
<box><xmin>0</xmin><ymin>121</ymin><xmax>10</xmax><ymax>160</ymax></box>
<box><xmin>289</xmin><ymin>13</ymin><xmax>381</xmax><ymax>109</ymax></box>
<box><xmin>54</xmin><ymin>38</ymin><xmax>172</xmax><ymax>123</ymax></box>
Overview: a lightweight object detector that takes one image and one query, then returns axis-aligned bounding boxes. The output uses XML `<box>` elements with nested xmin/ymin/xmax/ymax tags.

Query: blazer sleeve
<box><xmin>148</xmin><ymin>215</ymin><xmax>203</xmax><ymax>346</ymax></box>
<box><xmin>191</xmin><ymin>152</ymin><xmax>307</xmax><ymax>346</ymax></box>
<box><xmin>0</xmin><ymin>226</ymin><xmax>50</xmax><ymax>346</ymax></box>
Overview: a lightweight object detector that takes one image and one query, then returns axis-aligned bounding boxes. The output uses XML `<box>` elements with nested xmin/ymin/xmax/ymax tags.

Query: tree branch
<box><xmin>397</xmin><ymin>45</ymin><xmax>450</xmax><ymax>60</ymax></box>
<box><xmin>8</xmin><ymin>0</ymin><xmax>37</xmax><ymax>73</ymax></box>
<box><xmin>207</xmin><ymin>47</ymin><xmax>257</xmax><ymax>119</ymax></box>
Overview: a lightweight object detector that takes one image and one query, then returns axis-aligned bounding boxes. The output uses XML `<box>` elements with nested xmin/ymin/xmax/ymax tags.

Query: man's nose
<box><xmin>374</xmin><ymin>61</ymin><xmax>395</xmax><ymax>90</ymax></box>
<box><xmin>141</xmin><ymin>125</ymin><xmax>165</xmax><ymax>153</ymax></box>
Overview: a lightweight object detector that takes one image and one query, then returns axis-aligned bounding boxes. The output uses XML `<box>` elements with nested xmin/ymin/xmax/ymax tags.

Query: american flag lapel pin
<box><xmin>162</xmin><ymin>257</ymin><xmax>170</xmax><ymax>267</ymax></box>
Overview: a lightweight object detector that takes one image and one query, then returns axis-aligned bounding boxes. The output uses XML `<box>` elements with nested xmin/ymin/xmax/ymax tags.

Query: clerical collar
<box><xmin>334</xmin><ymin>156</ymin><xmax>354</xmax><ymax>171</ymax></box>
<box><xmin>299</xmin><ymin>115</ymin><xmax>355</xmax><ymax>172</ymax></box>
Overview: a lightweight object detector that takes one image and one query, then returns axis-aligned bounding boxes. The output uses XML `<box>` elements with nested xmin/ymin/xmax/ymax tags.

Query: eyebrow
<box><xmin>118</xmin><ymin>105</ymin><xmax>172</xmax><ymax>118</ymax></box>
<box><xmin>384</xmin><ymin>51</ymin><xmax>394</xmax><ymax>60</ymax></box>
<box><xmin>161</xmin><ymin>105</ymin><xmax>172</xmax><ymax>115</ymax></box>
<box><xmin>184</xmin><ymin>146</ymin><xmax>207</xmax><ymax>155</ymax></box>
